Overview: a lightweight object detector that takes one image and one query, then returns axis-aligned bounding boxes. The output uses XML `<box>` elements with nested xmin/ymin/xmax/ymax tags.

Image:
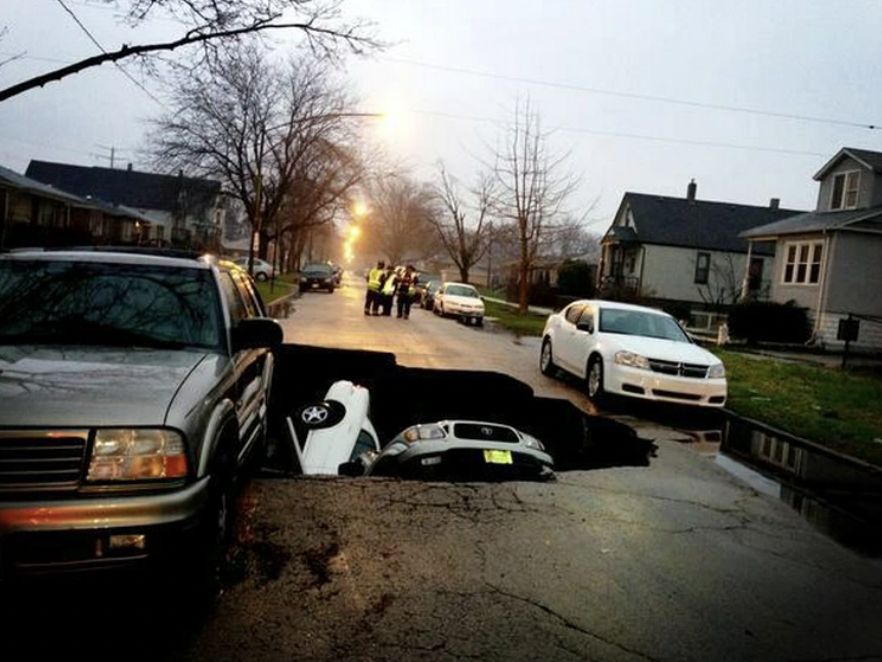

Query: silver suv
<box><xmin>0</xmin><ymin>249</ymin><xmax>282</xmax><ymax>578</ymax></box>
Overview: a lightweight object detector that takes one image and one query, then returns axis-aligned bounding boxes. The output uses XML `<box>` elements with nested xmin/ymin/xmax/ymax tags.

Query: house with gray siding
<box><xmin>741</xmin><ymin>147</ymin><xmax>882</xmax><ymax>351</ymax></box>
<box><xmin>598</xmin><ymin>180</ymin><xmax>804</xmax><ymax>325</ymax></box>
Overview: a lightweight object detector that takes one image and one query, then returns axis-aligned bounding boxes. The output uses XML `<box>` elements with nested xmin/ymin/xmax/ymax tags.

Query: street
<box><xmin>5</xmin><ymin>274</ymin><xmax>882</xmax><ymax>662</ymax></box>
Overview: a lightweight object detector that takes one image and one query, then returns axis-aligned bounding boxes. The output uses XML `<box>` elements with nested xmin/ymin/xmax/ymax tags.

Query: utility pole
<box><xmin>94</xmin><ymin>144</ymin><xmax>121</xmax><ymax>169</ymax></box>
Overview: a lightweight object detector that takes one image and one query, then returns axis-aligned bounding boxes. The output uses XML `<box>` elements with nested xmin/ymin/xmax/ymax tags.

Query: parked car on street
<box><xmin>0</xmin><ymin>248</ymin><xmax>283</xmax><ymax>579</ymax></box>
<box><xmin>232</xmin><ymin>256</ymin><xmax>275</xmax><ymax>281</ymax></box>
<box><xmin>433</xmin><ymin>282</ymin><xmax>485</xmax><ymax>326</ymax></box>
<box><xmin>299</xmin><ymin>262</ymin><xmax>336</xmax><ymax>293</ymax></box>
<box><xmin>420</xmin><ymin>280</ymin><xmax>441</xmax><ymax>309</ymax></box>
<box><xmin>285</xmin><ymin>380</ymin><xmax>381</xmax><ymax>475</ymax></box>
<box><xmin>341</xmin><ymin>419</ymin><xmax>554</xmax><ymax>481</ymax></box>
<box><xmin>331</xmin><ymin>263</ymin><xmax>343</xmax><ymax>285</ymax></box>
<box><xmin>540</xmin><ymin>299</ymin><xmax>727</xmax><ymax>407</ymax></box>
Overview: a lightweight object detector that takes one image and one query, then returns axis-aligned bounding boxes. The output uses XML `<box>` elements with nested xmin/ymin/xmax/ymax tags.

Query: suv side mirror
<box><xmin>232</xmin><ymin>318</ymin><xmax>283</xmax><ymax>351</ymax></box>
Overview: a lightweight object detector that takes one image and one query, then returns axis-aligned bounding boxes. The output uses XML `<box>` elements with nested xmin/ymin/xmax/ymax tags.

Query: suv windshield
<box><xmin>0</xmin><ymin>259</ymin><xmax>222</xmax><ymax>349</ymax></box>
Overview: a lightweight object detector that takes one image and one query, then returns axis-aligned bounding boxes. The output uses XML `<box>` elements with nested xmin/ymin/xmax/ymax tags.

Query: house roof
<box><xmin>0</xmin><ymin>164</ymin><xmax>91</xmax><ymax>206</ymax></box>
<box><xmin>608</xmin><ymin>192</ymin><xmax>804</xmax><ymax>254</ymax></box>
<box><xmin>813</xmin><ymin>147</ymin><xmax>882</xmax><ymax>180</ymax></box>
<box><xmin>740</xmin><ymin>206</ymin><xmax>882</xmax><ymax>240</ymax></box>
<box><xmin>25</xmin><ymin>160</ymin><xmax>221</xmax><ymax>213</ymax></box>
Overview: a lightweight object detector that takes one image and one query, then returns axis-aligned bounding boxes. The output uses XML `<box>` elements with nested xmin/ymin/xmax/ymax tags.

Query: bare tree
<box><xmin>148</xmin><ymin>47</ymin><xmax>364</xmax><ymax>263</ymax></box>
<box><xmin>364</xmin><ymin>175</ymin><xmax>437</xmax><ymax>267</ymax></box>
<box><xmin>696</xmin><ymin>253</ymin><xmax>746</xmax><ymax>308</ymax></box>
<box><xmin>490</xmin><ymin>98</ymin><xmax>580</xmax><ymax>313</ymax></box>
<box><xmin>0</xmin><ymin>0</ymin><xmax>377</xmax><ymax>103</ymax></box>
<box><xmin>430</xmin><ymin>163</ymin><xmax>493</xmax><ymax>284</ymax></box>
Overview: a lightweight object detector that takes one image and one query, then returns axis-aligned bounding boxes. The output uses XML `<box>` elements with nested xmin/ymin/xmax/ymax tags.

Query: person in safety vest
<box><xmin>364</xmin><ymin>260</ymin><xmax>386</xmax><ymax>316</ymax></box>
<box><xmin>396</xmin><ymin>265</ymin><xmax>419</xmax><ymax>320</ymax></box>
<box><xmin>380</xmin><ymin>265</ymin><xmax>397</xmax><ymax>316</ymax></box>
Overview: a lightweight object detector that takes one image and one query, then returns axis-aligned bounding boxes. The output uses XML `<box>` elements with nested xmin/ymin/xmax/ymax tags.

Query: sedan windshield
<box><xmin>446</xmin><ymin>285</ymin><xmax>479</xmax><ymax>298</ymax></box>
<box><xmin>0</xmin><ymin>259</ymin><xmax>222</xmax><ymax>349</ymax></box>
<box><xmin>599</xmin><ymin>308</ymin><xmax>689</xmax><ymax>343</ymax></box>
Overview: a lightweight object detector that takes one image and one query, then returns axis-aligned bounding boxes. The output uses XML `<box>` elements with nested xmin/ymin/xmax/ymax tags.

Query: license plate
<box><xmin>311</xmin><ymin>283</ymin><xmax>319</xmax><ymax>288</ymax></box>
<box><xmin>483</xmin><ymin>450</ymin><xmax>513</xmax><ymax>465</ymax></box>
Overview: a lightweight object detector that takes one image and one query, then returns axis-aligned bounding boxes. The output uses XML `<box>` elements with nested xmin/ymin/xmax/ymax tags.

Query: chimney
<box><xmin>687</xmin><ymin>178</ymin><xmax>697</xmax><ymax>203</ymax></box>
<box><xmin>127</xmin><ymin>163</ymin><xmax>133</xmax><ymax>171</ymax></box>
<box><xmin>769</xmin><ymin>197</ymin><xmax>780</xmax><ymax>209</ymax></box>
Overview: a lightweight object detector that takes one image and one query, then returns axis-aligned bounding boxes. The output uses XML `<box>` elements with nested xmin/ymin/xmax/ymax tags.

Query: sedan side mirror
<box><xmin>231</xmin><ymin>318</ymin><xmax>284</xmax><ymax>351</ymax></box>
<box><xmin>576</xmin><ymin>322</ymin><xmax>594</xmax><ymax>334</ymax></box>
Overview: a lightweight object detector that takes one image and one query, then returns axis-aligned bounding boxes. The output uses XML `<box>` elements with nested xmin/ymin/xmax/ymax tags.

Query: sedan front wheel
<box><xmin>540</xmin><ymin>338</ymin><xmax>557</xmax><ymax>377</ymax></box>
<box><xmin>587</xmin><ymin>357</ymin><xmax>605</xmax><ymax>403</ymax></box>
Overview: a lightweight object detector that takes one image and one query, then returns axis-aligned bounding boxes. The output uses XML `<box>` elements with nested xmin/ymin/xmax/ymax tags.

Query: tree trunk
<box><xmin>459</xmin><ymin>266</ymin><xmax>469</xmax><ymax>283</ymax></box>
<box><xmin>518</xmin><ymin>263</ymin><xmax>529</xmax><ymax>314</ymax></box>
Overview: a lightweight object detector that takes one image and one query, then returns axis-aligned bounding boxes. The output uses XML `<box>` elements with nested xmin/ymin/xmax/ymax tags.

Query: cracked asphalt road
<box><xmin>184</xmin><ymin>443</ymin><xmax>882</xmax><ymax>661</ymax></box>
<box><xmin>5</xmin><ymin>276</ymin><xmax>881</xmax><ymax>661</ymax></box>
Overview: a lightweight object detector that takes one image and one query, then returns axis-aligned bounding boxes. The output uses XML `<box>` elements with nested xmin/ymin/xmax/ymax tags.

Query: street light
<box><xmin>246</xmin><ymin>111</ymin><xmax>384</xmax><ymax>290</ymax></box>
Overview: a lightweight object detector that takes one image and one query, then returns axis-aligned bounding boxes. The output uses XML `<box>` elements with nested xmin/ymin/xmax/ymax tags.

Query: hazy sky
<box><xmin>2</xmin><ymin>0</ymin><xmax>882</xmax><ymax>232</ymax></box>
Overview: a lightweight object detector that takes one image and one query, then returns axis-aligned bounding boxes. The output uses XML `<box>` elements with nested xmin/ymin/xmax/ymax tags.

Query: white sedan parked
<box><xmin>433</xmin><ymin>282</ymin><xmax>485</xmax><ymax>326</ymax></box>
<box><xmin>540</xmin><ymin>300</ymin><xmax>727</xmax><ymax>407</ymax></box>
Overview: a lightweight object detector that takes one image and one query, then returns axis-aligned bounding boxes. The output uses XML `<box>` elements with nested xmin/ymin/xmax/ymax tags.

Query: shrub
<box><xmin>557</xmin><ymin>260</ymin><xmax>596</xmax><ymax>298</ymax></box>
<box><xmin>728</xmin><ymin>300</ymin><xmax>811</xmax><ymax>344</ymax></box>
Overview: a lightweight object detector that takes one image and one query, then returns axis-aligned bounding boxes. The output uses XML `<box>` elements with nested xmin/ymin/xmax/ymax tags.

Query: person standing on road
<box><xmin>365</xmin><ymin>260</ymin><xmax>385</xmax><ymax>316</ymax></box>
<box><xmin>380</xmin><ymin>265</ymin><xmax>397</xmax><ymax>316</ymax></box>
<box><xmin>396</xmin><ymin>265</ymin><xmax>418</xmax><ymax>320</ymax></box>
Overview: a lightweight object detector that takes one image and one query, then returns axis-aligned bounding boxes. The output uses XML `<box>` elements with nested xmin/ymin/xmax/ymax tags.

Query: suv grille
<box><xmin>648</xmin><ymin>359</ymin><xmax>708</xmax><ymax>379</ymax></box>
<box><xmin>0</xmin><ymin>431</ymin><xmax>88</xmax><ymax>493</ymax></box>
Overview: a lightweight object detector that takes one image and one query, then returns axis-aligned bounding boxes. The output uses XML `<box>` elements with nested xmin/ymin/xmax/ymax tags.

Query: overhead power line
<box><xmin>53</xmin><ymin>0</ymin><xmax>167</xmax><ymax>108</ymax></box>
<box><xmin>411</xmin><ymin>109</ymin><xmax>829</xmax><ymax>158</ymax></box>
<box><xmin>383</xmin><ymin>55</ymin><xmax>882</xmax><ymax>131</ymax></box>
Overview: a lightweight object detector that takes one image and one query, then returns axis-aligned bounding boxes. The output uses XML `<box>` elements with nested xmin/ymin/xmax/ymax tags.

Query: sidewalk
<box><xmin>482</xmin><ymin>296</ymin><xmax>554</xmax><ymax>316</ymax></box>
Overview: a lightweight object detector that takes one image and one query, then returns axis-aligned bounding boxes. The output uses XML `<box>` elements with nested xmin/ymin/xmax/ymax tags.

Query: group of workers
<box><xmin>364</xmin><ymin>260</ymin><xmax>419</xmax><ymax>319</ymax></box>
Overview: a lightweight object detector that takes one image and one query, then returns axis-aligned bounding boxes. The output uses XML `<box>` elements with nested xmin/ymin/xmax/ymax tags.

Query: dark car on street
<box><xmin>419</xmin><ymin>280</ymin><xmax>441</xmax><ymax>309</ymax></box>
<box><xmin>299</xmin><ymin>262</ymin><xmax>336</xmax><ymax>293</ymax></box>
<box><xmin>0</xmin><ymin>248</ymin><xmax>282</xmax><ymax>580</ymax></box>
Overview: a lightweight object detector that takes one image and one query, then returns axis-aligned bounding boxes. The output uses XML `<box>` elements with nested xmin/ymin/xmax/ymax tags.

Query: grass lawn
<box><xmin>484</xmin><ymin>300</ymin><xmax>548</xmax><ymax>336</ymax></box>
<box><xmin>255</xmin><ymin>276</ymin><xmax>296</xmax><ymax>305</ymax></box>
<box><xmin>715</xmin><ymin>349</ymin><xmax>882</xmax><ymax>467</ymax></box>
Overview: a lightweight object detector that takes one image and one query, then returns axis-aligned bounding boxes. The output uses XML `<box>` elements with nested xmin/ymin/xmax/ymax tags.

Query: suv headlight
<box><xmin>402</xmin><ymin>423</ymin><xmax>446</xmax><ymax>443</ymax></box>
<box><xmin>88</xmin><ymin>429</ymin><xmax>188</xmax><ymax>481</ymax></box>
<box><xmin>708</xmin><ymin>363</ymin><xmax>726</xmax><ymax>379</ymax></box>
<box><xmin>522</xmin><ymin>433</ymin><xmax>545</xmax><ymax>451</ymax></box>
<box><xmin>615</xmin><ymin>351</ymin><xmax>650</xmax><ymax>369</ymax></box>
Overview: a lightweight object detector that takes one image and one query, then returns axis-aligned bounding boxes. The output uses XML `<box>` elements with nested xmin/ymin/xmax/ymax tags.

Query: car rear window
<box><xmin>0</xmin><ymin>259</ymin><xmax>222</xmax><ymax>349</ymax></box>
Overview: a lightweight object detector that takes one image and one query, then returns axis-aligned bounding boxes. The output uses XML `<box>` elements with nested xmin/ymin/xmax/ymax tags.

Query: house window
<box><xmin>782</xmin><ymin>241</ymin><xmax>823</xmax><ymax>285</ymax></box>
<box><xmin>830</xmin><ymin>171</ymin><xmax>860</xmax><ymax>210</ymax></box>
<box><xmin>694</xmin><ymin>252</ymin><xmax>710</xmax><ymax>285</ymax></box>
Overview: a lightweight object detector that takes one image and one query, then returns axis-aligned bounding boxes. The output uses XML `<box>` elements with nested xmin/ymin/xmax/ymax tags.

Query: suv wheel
<box><xmin>296</xmin><ymin>400</ymin><xmax>346</xmax><ymax>430</ymax></box>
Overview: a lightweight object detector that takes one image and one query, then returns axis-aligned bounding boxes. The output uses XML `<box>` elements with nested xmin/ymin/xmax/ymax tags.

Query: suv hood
<box><xmin>0</xmin><ymin>346</ymin><xmax>211</xmax><ymax>428</ymax></box>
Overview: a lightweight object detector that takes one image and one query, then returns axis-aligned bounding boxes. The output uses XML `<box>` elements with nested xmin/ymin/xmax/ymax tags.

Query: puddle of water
<box><xmin>703</xmin><ymin>415</ymin><xmax>882</xmax><ymax>557</ymax></box>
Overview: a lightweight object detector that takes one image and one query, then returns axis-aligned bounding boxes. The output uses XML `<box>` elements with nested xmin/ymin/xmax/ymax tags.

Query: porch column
<box><xmin>739</xmin><ymin>240</ymin><xmax>754</xmax><ymax>301</ymax></box>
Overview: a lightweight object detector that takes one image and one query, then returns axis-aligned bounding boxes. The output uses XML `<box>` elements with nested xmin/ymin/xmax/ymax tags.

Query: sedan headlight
<box><xmin>708</xmin><ymin>363</ymin><xmax>726</xmax><ymax>379</ymax></box>
<box><xmin>614</xmin><ymin>351</ymin><xmax>650</xmax><ymax>369</ymax></box>
<box><xmin>87</xmin><ymin>429</ymin><xmax>188</xmax><ymax>481</ymax></box>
